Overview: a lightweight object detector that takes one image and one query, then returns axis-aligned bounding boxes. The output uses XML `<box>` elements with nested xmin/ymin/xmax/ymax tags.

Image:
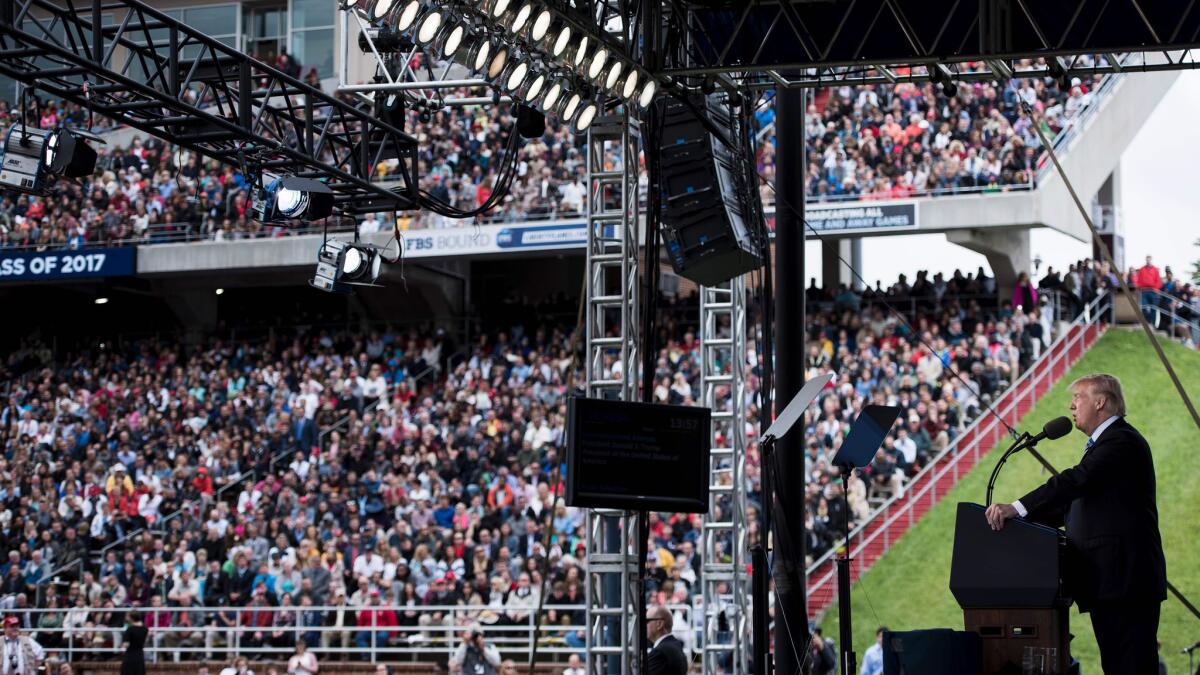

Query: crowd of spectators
<box><xmin>0</xmin><ymin>57</ymin><xmax>1118</xmax><ymax>251</ymax></box>
<box><xmin>0</xmin><ymin>264</ymin><xmax>1087</xmax><ymax>670</ymax></box>
<box><xmin>753</xmin><ymin>57</ymin><xmax>1114</xmax><ymax>203</ymax></box>
<box><xmin>1126</xmin><ymin>255</ymin><xmax>1199</xmax><ymax>346</ymax></box>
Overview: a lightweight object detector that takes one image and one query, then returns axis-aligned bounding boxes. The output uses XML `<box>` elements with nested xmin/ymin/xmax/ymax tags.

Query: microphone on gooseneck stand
<box><xmin>986</xmin><ymin>416</ymin><xmax>1073</xmax><ymax>506</ymax></box>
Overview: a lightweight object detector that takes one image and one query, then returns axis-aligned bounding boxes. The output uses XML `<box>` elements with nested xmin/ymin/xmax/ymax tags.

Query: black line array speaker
<box><xmin>658</xmin><ymin>95</ymin><xmax>764</xmax><ymax>287</ymax></box>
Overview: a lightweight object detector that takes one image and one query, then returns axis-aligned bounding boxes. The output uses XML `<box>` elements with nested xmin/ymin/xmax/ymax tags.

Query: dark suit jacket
<box><xmin>647</xmin><ymin>634</ymin><xmax>688</xmax><ymax>675</ymax></box>
<box><xmin>1018</xmin><ymin>417</ymin><xmax>1167</xmax><ymax>612</ymax></box>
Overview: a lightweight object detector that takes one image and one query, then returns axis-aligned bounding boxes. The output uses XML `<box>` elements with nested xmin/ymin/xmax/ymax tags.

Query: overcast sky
<box><xmin>801</xmin><ymin>72</ymin><xmax>1200</xmax><ymax>285</ymax></box>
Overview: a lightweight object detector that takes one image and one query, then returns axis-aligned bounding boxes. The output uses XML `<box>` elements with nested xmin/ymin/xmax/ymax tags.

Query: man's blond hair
<box><xmin>1071</xmin><ymin>373</ymin><xmax>1126</xmax><ymax>416</ymax></box>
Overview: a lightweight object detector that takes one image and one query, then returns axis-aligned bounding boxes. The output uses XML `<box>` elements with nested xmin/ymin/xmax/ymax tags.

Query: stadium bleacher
<box><xmin>0</xmin><ymin>60</ymin><xmax>1115</xmax><ymax>252</ymax></box>
<box><xmin>0</xmin><ymin>260</ymin><xmax>1124</xmax><ymax>668</ymax></box>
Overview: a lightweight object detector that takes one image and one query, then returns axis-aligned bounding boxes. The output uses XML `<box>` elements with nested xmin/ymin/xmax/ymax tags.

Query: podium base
<box><xmin>964</xmin><ymin>606</ymin><xmax>1070</xmax><ymax>675</ymax></box>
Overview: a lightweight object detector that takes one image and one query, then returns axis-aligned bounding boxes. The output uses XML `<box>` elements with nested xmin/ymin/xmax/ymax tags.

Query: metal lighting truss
<box><xmin>0</xmin><ymin>0</ymin><xmax>419</xmax><ymax>213</ymax></box>
<box><xmin>662</xmin><ymin>0</ymin><xmax>1200</xmax><ymax>91</ymax></box>
<box><xmin>337</xmin><ymin>0</ymin><xmax>649</xmax><ymax>115</ymax></box>
<box><xmin>582</xmin><ymin>111</ymin><xmax>641</xmax><ymax>675</ymax></box>
<box><xmin>699</xmin><ymin>278</ymin><xmax>750</xmax><ymax>675</ymax></box>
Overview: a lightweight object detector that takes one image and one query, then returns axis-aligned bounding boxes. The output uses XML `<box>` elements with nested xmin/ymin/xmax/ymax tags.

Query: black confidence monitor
<box><xmin>565</xmin><ymin>397</ymin><xmax>710</xmax><ymax>513</ymax></box>
<box><xmin>833</xmin><ymin>404</ymin><xmax>903</xmax><ymax>468</ymax></box>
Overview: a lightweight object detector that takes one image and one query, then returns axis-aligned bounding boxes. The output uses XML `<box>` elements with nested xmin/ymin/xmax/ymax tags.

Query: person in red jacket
<box><xmin>1134</xmin><ymin>255</ymin><xmax>1162</xmax><ymax>290</ymax></box>
<box><xmin>355</xmin><ymin>589</ymin><xmax>398</xmax><ymax>649</ymax></box>
<box><xmin>240</xmin><ymin>588</ymin><xmax>275</xmax><ymax>649</ymax></box>
<box><xmin>1134</xmin><ymin>256</ymin><xmax>1163</xmax><ymax>324</ymax></box>
<box><xmin>192</xmin><ymin>467</ymin><xmax>214</xmax><ymax>499</ymax></box>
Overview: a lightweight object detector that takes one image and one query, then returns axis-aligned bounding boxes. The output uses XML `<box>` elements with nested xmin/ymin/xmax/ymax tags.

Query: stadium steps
<box><xmin>804</xmin><ymin>318</ymin><xmax>1108</xmax><ymax>620</ymax></box>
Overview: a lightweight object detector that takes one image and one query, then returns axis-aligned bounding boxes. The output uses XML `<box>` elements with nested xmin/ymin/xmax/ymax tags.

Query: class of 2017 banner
<box><xmin>0</xmin><ymin>247</ymin><xmax>136</xmax><ymax>282</ymax></box>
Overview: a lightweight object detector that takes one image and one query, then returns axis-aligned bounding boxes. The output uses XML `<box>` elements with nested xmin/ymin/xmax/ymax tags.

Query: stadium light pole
<box><xmin>772</xmin><ymin>82</ymin><xmax>807</xmax><ymax>675</ymax></box>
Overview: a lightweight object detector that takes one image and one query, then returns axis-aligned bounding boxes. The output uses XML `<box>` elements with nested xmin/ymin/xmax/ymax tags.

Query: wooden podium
<box><xmin>950</xmin><ymin>503</ymin><xmax>1072</xmax><ymax>675</ymax></box>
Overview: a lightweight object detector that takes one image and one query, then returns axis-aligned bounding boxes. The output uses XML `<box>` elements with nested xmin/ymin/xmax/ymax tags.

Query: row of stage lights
<box><xmin>342</xmin><ymin>0</ymin><xmax>658</xmax><ymax>132</ymax></box>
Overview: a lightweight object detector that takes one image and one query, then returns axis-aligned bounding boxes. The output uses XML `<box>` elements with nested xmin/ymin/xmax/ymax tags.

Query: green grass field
<box><xmin>820</xmin><ymin>329</ymin><xmax>1200</xmax><ymax>674</ymax></box>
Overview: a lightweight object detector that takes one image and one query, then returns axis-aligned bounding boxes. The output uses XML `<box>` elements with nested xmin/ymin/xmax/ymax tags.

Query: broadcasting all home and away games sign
<box><xmin>766</xmin><ymin>200</ymin><xmax>919</xmax><ymax>236</ymax></box>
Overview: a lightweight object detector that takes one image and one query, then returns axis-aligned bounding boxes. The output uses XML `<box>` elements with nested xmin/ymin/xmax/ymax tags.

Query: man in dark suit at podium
<box><xmin>986</xmin><ymin>373</ymin><xmax>1167</xmax><ymax>674</ymax></box>
<box><xmin>645</xmin><ymin>605</ymin><xmax>688</xmax><ymax>675</ymax></box>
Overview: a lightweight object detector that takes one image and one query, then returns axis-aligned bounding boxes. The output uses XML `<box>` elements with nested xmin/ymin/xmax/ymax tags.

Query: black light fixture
<box><xmin>309</xmin><ymin>239</ymin><xmax>385</xmax><ymax>293</ymax></box>
<box><xmin>367</xmin><ymin>0</ymin><xmax>400</xmax><ymax>23</ymax></box>
<box><xmin>254</xmin><ymin>175</ymin><xmax>335</xmax><ymax>223</ymax></box>
<box><xmin>528</xmin><ymin>8</ymin><xmax>553</xmax><ymax>41</ymax></box>
<box><xmin>572</xmin><ymin>99</ymin><xmax>598</xmax><ymax>133</ymax></box>
<box><xmin>637</xmin><ymin>77</ymin><xmax>657</xmax><ymax>107</ymax></box>
<box><xmin>358</xmin><ymin>25</ymin><xmax>413</xmax><ymax>52</ymax></box>
<box><xmin>412</xmin><ymin>4</ymin><xmax>443</xmax><ymax>44</ymax></box>
<box><xmin>516</xmin><ymin>104</ymin><xmax>545</xmax><ymax>139</ymax></box>
<box><xmin>433</xmin><ymin>20</ymin><xmax>467</xmax><ymax>60</ymax></box>
<box><xmin>43</xmin><ymin>129</ymin><xmax>98</xmax><ymax>178</ymax></box>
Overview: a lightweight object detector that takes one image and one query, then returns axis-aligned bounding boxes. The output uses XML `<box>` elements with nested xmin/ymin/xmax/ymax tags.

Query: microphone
<box><xmin>1030</xmin><ymin>416</ymin><xmax>1072</xmax><ymax>444</ymax></box>
<box><xmin>1183</xmin><ymin>641</ymin><xmax>1200</xmax><ymax>654</ymax></box>
<box><xmin>986</xmin><ymin>417</ymin><xmax>1072</xmax><ymax>506</ymax></box>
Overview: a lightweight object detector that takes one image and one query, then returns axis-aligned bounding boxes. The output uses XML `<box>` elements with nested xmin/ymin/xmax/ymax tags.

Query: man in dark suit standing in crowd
<box><xmin>986</xmin><ymin>373</ymin><xmax>1167</xmax><ymax>674</ymax></box>
<box><xmin>645</xmin><ymin>605</ymin><xmax>687</xmax><ymax>675</ymax></box>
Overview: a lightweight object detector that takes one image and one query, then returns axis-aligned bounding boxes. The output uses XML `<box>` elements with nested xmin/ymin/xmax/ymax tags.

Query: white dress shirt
<box><xmin>1013</xmin><ymin>415</ymin><xmax>1121</xmax><ymax>517</ymax></box>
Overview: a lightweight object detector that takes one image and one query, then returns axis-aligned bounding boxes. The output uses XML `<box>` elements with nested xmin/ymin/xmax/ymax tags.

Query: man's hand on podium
<box><xmin>985</xmin><ymin>503</ymin><xmax>1019</xmax><ymax>530</ymax></box>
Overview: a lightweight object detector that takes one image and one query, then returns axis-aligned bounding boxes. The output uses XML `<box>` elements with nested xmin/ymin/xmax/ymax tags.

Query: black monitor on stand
<box><xmin>829</xmin><ymin>404</ymin><xmax>903</xmax><ymax>675</ymax></box>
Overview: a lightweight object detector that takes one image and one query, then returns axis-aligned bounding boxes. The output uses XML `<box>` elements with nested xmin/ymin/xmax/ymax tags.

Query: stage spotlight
<box><xmin>254</xmin><ymin>175</ymin><xmax>335</xmax><ymax>223</ymax></box>
<box><xmin>586</xmin><ymin>46</ymin><xmax>608</xmax><ymax>80</ymax></box>
<box><xmin>339</xmin><ymin>0</ymin><xmax>362</xmax><ymax>10</ymax></box>
<box><xmin>604</xmin><ymin>59</ymin><xmax>623</xmax><ymax>90</ymax></box>
<box><xmin>507</xmin><ymin>2</ymin><xmax>534</xmax><ymax>33</ymax></box>
<box><xmin>529</xmin><ymin>8</ymin><xmax>552</xmax><ymax>41</ymax></box>
<box><xmin>942</xmin><ymin>81</ymin><xmax>958</xmax><ymax>97</ymax></box>
<box><xmin>571</xmin><ymin>34</ymin><xmax>591</xmax><ymax>69</ymax></box>
<box><xmin>561</xmin><ymin>90</ymin><xmax>582</xmax><ymax>124</ymax></box>
<box><xmin>43</xmin><ymin>129</ymin><xmax>98</xmax><ymax>178</ymax></box>
<box><xmin>310</xmin><ymin>240</ymin><xmax>385</xmax><ymax>293</ymax></box>
<box><xmin>434</xmin><ymin>21</ymin><xmax>466</xmax><ymax>59</ymax></box>
<box><xmin>391</xmin><ymin>0</ymin><xmax>420</xmax><ymax>28</ymax></box>
<box><xmin>370</xmin><ymin>0</ymin><xmax>399</xmax><ymax>22</ymax></box>
<box><xmin>489</xmin><ymin>0</ymin><xmax>511</xmax><ymax>20</ymax></box>
<box><xmin>573</xmin><ymin>100</ymin><xmax>598</xmax><ymax>133</ymax></box>
<box><xmin>413</xmin><ymin>7</ymin><xmax>443</xmax><ymax>44</ymax></box>
<box><xmin>486</xmin><ymin>44</ymin><xmax>510</xmax><ymax>81</ymax></box>
<box><xmin>504</xmin><ymin>57</ymin><xmax>530</xmax><ymax>92</ymax></box>
<box><xmin>621</xmin><ymin>69</ymin><xmax>639</xmax><ymax>99</ymax></box>
<box><xmin>637</xmin><ymin>78</ymin><xmax>657</xmax><ymax>107</ymax></box>
<box><xmin>1</xmin><ymin>124</ymin><xmax>96</xmax><ymax>194</ymax></box>
<box><xmin>541</xmin><ymin>77</ymin><xmax>566</xmax><ymax>113</ymax></box>
<box><xmin>521</xmin><ymin>68</ymin><xmax>547</xmax><ymax>102</ymax></box>
<box><xmin>547</xmin><ymin>22</ymin><xmax>571</xmax><ymax>57</ymax></box>
<box><xmin>339</xmin><ymin>243</ymin><xmax>384</xmax><ymax>283</ymax></box>
<box><xmin>465</xmin><ymin>37</ymin><xmax>493</xmax><ymax>74</ymax></box>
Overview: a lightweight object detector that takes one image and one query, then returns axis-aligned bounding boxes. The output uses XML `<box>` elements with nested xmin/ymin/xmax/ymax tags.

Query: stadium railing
<box><xmin>3</xmin><ymin>602</ymin><xmax>697</xmax><ymax>665</ymax></box>
<box><xmin>803</xmin><ymin>291</ymin><xmax>1113</xmax><ymax>618</ymax></box>
<box><xmin>1138</xmin><ymin>288</ymin><xmax>1199</xmax><ymax>346</ymax></box>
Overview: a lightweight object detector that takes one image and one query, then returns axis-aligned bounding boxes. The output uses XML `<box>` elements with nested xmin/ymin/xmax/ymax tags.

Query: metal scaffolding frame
<box><xmin>0</xmin><ymin>0</ymin><xmax>419</xmax><ymax>213</ymax></box>
<box><xmin>699</xmin><ymin>278</ymin><xmax>750</xmax><ymax>675</ymax></box>
<box><xmin>583</xmin><ymin>112</ymin><xmax>642</xmax><ymax>675</ymax></box>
